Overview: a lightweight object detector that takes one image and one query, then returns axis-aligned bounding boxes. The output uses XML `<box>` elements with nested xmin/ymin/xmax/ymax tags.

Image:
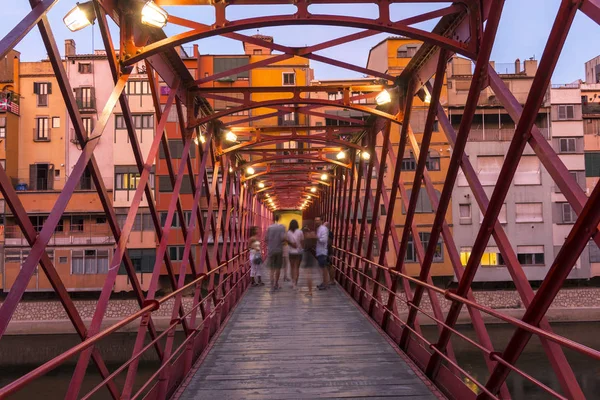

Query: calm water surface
<box><xmin>0</xmin><ymin>323</ymin><xmax>599</xmax><ymax>399</ymax></box>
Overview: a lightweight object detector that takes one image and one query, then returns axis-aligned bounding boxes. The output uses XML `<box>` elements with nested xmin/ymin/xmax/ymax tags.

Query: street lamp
<box><xmin>375</xmin><ymin>89</ymin><xmax>392</xmax><ymax>106</ymax></box>
<box><xmin>258</xmin><ymin>182</ymin><xmax>265</xmax><ymax>189</ymax></box>
<box><xmin>141</xmin><ymin>1</ymin><xmax>168</xmax><ymax>28</ymax></box>
<box><xmin>361</xmin><ymin>151</ymin><xmax>371</xmax><ymax>161</ymax></box>
<box><xmin>246</xmin><ymin>167</ymin><xmax>255</xmax><ymax>175</ymax></box>
<box><xmin>310</xmin><ymin>187</ymin><xmax>317</xmax><ymax>193</ymax></box>
<box><xmin>225</xmin><ymin>131</ymin><xmax>237</xmax><ymax>142</ymax></box>
<box><xmin>336</xmin><ymin>151</ymin><xmax>346</xmax><ymax>160</ymax></box>
<box><xmin>63</xmin><ymin>2</ymin><xmax>96</xmax><ymax>32</ymax></box>
<box><xmin>321</xmin><ymin>173</ymin><xmax>328</xmax><ymax>181</ymax></box>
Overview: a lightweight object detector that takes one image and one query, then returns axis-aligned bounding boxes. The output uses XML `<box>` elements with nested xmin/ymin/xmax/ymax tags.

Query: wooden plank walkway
<box><xmin>177</xmin><ymin>269</ymin><xmax>439</xmax><ymax>399</ymax></box>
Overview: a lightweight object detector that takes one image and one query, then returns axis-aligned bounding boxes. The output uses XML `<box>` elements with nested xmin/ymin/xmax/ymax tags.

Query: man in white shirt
<box><xmin>315</xmin><ymin>217</ymin><xmax>329</xmax><ymax>290</ymax></box>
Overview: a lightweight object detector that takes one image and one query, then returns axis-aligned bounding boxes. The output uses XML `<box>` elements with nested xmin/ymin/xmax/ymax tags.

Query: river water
<box><xmin>0</xmin><ymin>322</ymin><xmax>599</xmax><ymax>399</ymax></box>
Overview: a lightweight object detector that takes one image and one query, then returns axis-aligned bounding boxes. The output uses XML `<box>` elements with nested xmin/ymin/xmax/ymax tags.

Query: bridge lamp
<box><xmin>194</xmin><ymin>132</ymin><xmax>206</xmax><ymax>145</ymax></box>
<box><xmin>310</xmin><ymin>187</ymin><xmax>317</xmax><ymax>193</ymax></box>
<box><xmin>361</xmin><ymin>151</ymin><xmax>371</xmax><ymax>161</ymax></box>
<box><xmin>229</xmin><ymin>166</ymin><xmax>233</xmax><ymax>173</ymax></box>
<box><xmin>320</xmin><ymin>173</ymin><xmax>328</xmax><ymax>181</ymax></box>
<box><xmin>225</xmin><ymin>131</ymin><xmax>237</xmax><ymax>142</ymax></box>
<box><xmin>424</xmin><ymin>93</ymin><xmax>431</xmax><ymax>104</ymax></box>
<box><xmin>336</xmin><ymin>151</ymin><xmax>346</xmax><ymax>160</ymax></box>
<box><xmin>307</xmin><ymin>195</ymin><xmax>311</xmax><ymax>199</ymax></box>
<box><xmin>375</xmin><ymin>89</ymin><xmax>392</xmax><ymax>106</ymax></box>
<box><xmin>141</xmin><ymin>1</ymin><xmax>168</xmax><ymax>28</ymax></box>
<box><xmin>246</xmin><ymin>167</ymin><xmax>255</xmax><ymax>175</ymax></box>
<box><xmin>258</xmin><ymin>182</ymin><xmax>265</xmax><ymax>189</ymax></box>
<box><xmin>63</xmin><ymin>2</ymin><xmax>96</xmax><ymax>32</ymax></box>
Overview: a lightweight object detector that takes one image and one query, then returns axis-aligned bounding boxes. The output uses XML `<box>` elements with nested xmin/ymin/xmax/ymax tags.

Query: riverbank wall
<box><xmin>3</xmin><ymin>287</ymin><xmax>600</xmax><ymax>334</ymax></box>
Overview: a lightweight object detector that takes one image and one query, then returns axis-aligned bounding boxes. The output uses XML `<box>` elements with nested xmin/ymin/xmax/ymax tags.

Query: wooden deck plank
<box><xmin>178</xmin><ymin>270</ymin><xmax>438</xmax><ymax>399</ymax></box>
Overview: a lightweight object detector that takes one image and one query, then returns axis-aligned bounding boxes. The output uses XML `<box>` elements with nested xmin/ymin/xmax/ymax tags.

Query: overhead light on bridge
<box><xmin>229</xmin><ymin>166</ymin><xmax>233</xmax><ymax>173</ymax></box>
<box><xmin>141</xmin><ymin>1</ymin><xmax>169</xmax><ymax>29</ymax></box>
<box><xmin>307</xmin><ymin>195</ymin><xmax>311</xmax><ymax>199</ymax></box>
<box><xmin>246</xmin><ymin>167</ymin><xmax>255</xmax><ymax>175</ymax></box>
<box><xmin>336</xmin><ymin>151</ymin><xmax>346</xmax><ymax>160</ymax></box>
<box><xmin>310</xmin><ymin>187</ymin><xmax>317</xmax><ymax>193</ymax></box>
<box><xmin>321</xmin><ymin>173</ymin><xmax>328</xmax><ymax>181</ymax></box>
<box><xmin>258</xmin><ymin>182</ymin><xmax>265</xmax><ymax>189</ymax></box>
<box><xmin>375</xmin><ymin>89</ymin><xmax>392</xmax><ymax>106</ymax></box>
<box><xmin>361</xmin><ymin>151</ymin><xmax>371</xmax><ymax>161</ymax></box>
<box><xmin>225</xmin><ymin>131</ymin><xmax>237</xmax><ymax>142</ymax></box>
<box><xmin>424</xmin><ymin>93</ymin><xmax>431</xmax><ymax>104</ymax></box>
<box><xmin>63</xmin><ymin>2</ymin><xmax>96</xmax><ymax>32</ymax></box>
<box><xmin>194</xmin><ymin>132</ymin><xmax>206</xmax><ymax>145</ymax></box>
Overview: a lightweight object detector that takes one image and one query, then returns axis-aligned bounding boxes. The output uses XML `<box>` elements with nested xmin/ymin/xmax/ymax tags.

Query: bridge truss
<box><xmin>1</xmin><ymin>0</ymin><xmax>600</xmax><ymax>399</ymax></box>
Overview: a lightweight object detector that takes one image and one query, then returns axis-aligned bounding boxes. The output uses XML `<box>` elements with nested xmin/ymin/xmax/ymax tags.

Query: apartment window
<box><xmin>328</xmin><ymin>92</ymin><xmax>343</xmax><ymax>101</ymax></box>
<box><xmin>168</xmin><ymin>246</ymin><xmax>185</xmax><ymax>261</ymax></box>
<box><xmin>52</xmin><ymin>117</ymin><xmax>60</xmax><ymax>128</ymax></box>
<box><xmin>585</xmin><ymin>152</ymin><xmax>600</xmax><ymax>177</ymax></box>
<box><xmin>405</xmin><ymin>232</ymin><xmax>443</xmax><ymax>263</ymax></box>
<box><xmin>479</xmin><ymin>204</ymin><xmax>508</xmax><ymax>224</ymax></box>
<box><xmin>477</xmin><ymin>156</ymin><xmax>503</xmax><ymax>186</ymax></box>
<box><xmin>71</xmin><ymin>249</ymin><xmax>110</xmax><ymax>274</ymax></box>
<box><xmin>282</xmin><ymin>72</ymin><xmax>296</xmax><ymax>86</ymax></box>
<box><xmin>119</xmin><ymin>249</ymin><xmax>156</xmax><ymax>274</ymax></box>
<box><xmin>558</xmin><ymin>105</ymin><xmax>575</xmax><ymax>120</ymax></box>
<box><xmin>158</xmin><ymin>140</ymin><xmax>196</xmax><ymax>159</ymax></box>
<box><xmin>29</xmin><ymin>215</ymin><xmax>47</xmax><ymax>232</ymax></box>
<box><xmin>158</xmin><ymin>175</ymin><xmax>193</xmax><ymax>194</ymax></box>
<box><xmin>160</xmin><ymin>211</ymin><xmax>192</xmax><ymax>228</ymax></box>
<box><xmin>35</xmin><ymin>117</ymin><xmax>49</xmax><ymax>141</ymax></box>
<box><xmin>82</xmin><ymin>117</ymin><xmax>93</xmax><ymax>136</ymax></box>
<box><xmin>459</xmin><ymin>204</ymin><xmax>471</xmax><ymax>224</ymax></box>
<box><xmin>70</xmin><ymin>215</ymin><xmax>85</xmax><ymax>232</ymax></box>
<box><xmin>115</xmin><ymin>166</ymin><xmax>154</xmax><ymax>190</ymax></box>
<box><xmin>115</xmin><ymin>114</ymin><xmax>154</xmax><ymax>129</ymax></box>
<box><xmin>78</xmin><ymin>63</ymin><xmax>92</xmax><ymax>74</ymax></box>
<box><xmin>561</xmin><ymin>203</ymin><xmax>577</xmax><ymax>223</ymax></box>
<box><xmin>397</xmin><ymin>45</ymin><xmax>419</xmax><ymax>58</ymax></box>
<box><xmin>515</xmin><ymin>203</ymin><xmax>543</xmax><ymax>223</ymax></box>
<box><xmin>0</xmin><ymin>117</ymin><xmax>5</xmax><ymax>138</ymax></box>
<box><xmin>515</xmin><ymin>156</ymin><xmax>541</xmax><ymax>185</ymax></box>
<box><xmin>460</xmin><ymin>247</ymin><xmax>504</xmax><ymax>267</ymax></box>
<box><xmin>559</xmin><ymin>138</ymin><xmax>576</xmax><ymax>153</ymax></box>
<box><xmin>401</xmin><ymin>150</ymin><xmax>441</xmax><ymax>171</ymax></box>
<box><xmin>116</xmin><ymin>211</ymin><xmax>153</xmax><ymax>232</ymax></box>
<box><xmin>402</xmin><ymin>188</ymin><xmax>440</xmax><ymax>213</ymax></box>
<box><xmin>253</xmin><ymin>49</ymin><xmax>262</xmax><ymax>55</ymax></box>
<box><xmin>77</xmin><ymin>166</ymin><xmax>94</xmax><ymax>190</ymax></box>
<box><xmin>59</xmin><ymin>257</ymin><xmax>68</xmax><ymax>264</ymax></box>
<box><xmin>29</xmin><ymin>163</ymin><xmax>54</xmax><ymax>190</ymax></box>
<box><xmin>126</xmin><ymin>80</ymin><xmax>151</xmax><ymax>95</ymax></box>
<box><xmin>516</xmin><ymin>245</ymin><xmax>545</xmax><ymax>266</ymax></box>
<box><xmin>33</xmin><ymin>82</ymin><xmax>51</xmax><ymax>106</ymax></box>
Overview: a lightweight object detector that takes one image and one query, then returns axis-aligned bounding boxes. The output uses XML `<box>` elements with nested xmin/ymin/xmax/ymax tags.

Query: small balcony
<box><xmin>0</xmin><ymin>91</ymin><xmax>20</xmax><ymax>115</ymax></box>
<box><xmin>76</xmin><ymin>97</ymin><xmax>96</xmax><ymax>112</ymax></box>
<box><xmin>4</xmin><ymin>224</ymin><xmax>116</xmax><ymax>247</ymax></box>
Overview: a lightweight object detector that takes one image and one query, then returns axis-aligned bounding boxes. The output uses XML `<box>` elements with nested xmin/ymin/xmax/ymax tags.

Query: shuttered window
<box><xmin>213</xmin><ymin>57</ymin><xmax>249</xmax><ymax>80</ymax></box>
<box><xmin>515</xmin><ymin>203</ymin><xmax>543</xmax><ymax>223</ymax></box>
<box><xmin>585</xmin><ymin>152</ymin><xmax>600</xmax><ymax>177</ymax></box>
<box><xmin>515</xmin><ymin>156</ymin><xmax>541</xmax><ymax>185</ymax></box>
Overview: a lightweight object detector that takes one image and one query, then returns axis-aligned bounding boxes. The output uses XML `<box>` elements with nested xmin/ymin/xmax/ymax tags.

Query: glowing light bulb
<box><xmin>258</xmin><ymin>182</ymin><xmax>265</xmax><ymax>189</ymax></box>
<box><xmin>225</xmin><ymin>131</ymin><xmax>237</xmax><ymax>142</ymax></box>
<box><xmin>321</xmin><ymin>174</ymin><xmax>328</xmax><ymax>181</ymax></box>
<box><xmin>336</xmin><ymin>151</ymin><xmax>346</xmax><ymax>160</ymax></box>
<box><xmin>246</xmin><ymin>167</ymin><xmax>255</xmax><ymax>175</ymax></box>
<box><xmin>362</xmin><ymin>151</ymin><xmax>371</xmax><ymax>160</ymax></box>
<box><xmin>141</xmin><ymin>1</ymin><xmax>168</xmax><ymax>29</ymax></box>
<box><xmin>310</xmin><ymin>187</ymin><xmax>317</xmax><ymax>193</ymax></box>
<box><xmin>376</xmin><ymin>89</ymin><xmax>391</xmax><ymax>105</ymax></box>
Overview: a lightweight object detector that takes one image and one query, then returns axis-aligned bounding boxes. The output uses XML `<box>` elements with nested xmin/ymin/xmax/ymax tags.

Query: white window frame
<box><xmin>561</xmin><ymin>203</ymin><xmax>576</xmax><ymax>223</ymax></box>
<box><xmin>282</xmin><ymin>72</ymin><xmax>296</xmax><ymax>86</ymax></box>
<box><xmin>559</xmin><ymin>137</ymin><xmax>577</xmax><ymax>153</ymax></box>
<box><xmin>558</xmin><ymin>104</ymin><xmax>575</xmax><ymax>120</ymax></box>
<box><xmin>459</xmin><ymin>203</ymin><xmax>471</xmax><ymax>224</ymax></box>
<box><xmin>515</xmin><ymin>202</ymin><xmax>543</xmax><ymax>223</ymax></box>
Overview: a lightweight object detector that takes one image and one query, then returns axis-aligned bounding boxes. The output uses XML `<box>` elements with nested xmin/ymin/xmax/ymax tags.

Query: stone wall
<box><xmin>1</xmin><ymin>287</ymin><xmax>600</xmax><ymax>332</ymax></box>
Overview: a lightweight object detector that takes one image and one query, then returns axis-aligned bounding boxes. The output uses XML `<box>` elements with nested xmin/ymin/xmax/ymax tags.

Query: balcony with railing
<box><xmin>76</xmin><ymin>96</ymin><xmax>96</xmax><ymax>112</ymax></box>
<box><xmin>4</xmin><ymin>223</ymin><xmax>116</xmax><ymax>247</ymax></box>
<box><xmin>0</xmin><ymin>90</ymin><xmax>19</xmax><ymax>115</ymax></box>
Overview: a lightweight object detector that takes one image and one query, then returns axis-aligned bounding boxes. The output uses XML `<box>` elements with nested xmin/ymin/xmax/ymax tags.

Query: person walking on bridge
<box><xmin>286</xmin><ymin>219</ymin><xmax>304</xmax><ymax>290</ymax></box>
<box><xmin>315</xmin><ymin>217</ymin><xmax>330</xmax><ymax>290</ymax></box>
<box><xmin>266</xmin><ymin>214</ymin><xmax>286</xmax><ymax>291</ymax></box>
<box><xmin>248</xmin><ymin>226</ymin><xmax>264</xmax><ymax>287</ymax></box>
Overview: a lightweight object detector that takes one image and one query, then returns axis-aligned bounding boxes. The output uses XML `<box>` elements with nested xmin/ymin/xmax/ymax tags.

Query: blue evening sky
<box><xmin>3</xmin><ymin>0</ymin><xmax>599</xmax><ymax>84</ymax></box>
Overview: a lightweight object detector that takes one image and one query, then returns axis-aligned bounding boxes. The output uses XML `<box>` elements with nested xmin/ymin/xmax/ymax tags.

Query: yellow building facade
<box><xmin>367</xmin><ymin>37</ymin><xmax>454</xmax><ymax>278</ymax></box>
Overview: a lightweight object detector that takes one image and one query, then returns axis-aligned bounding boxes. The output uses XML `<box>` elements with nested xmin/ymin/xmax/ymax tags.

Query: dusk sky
<box><xmin>3</xmin><ymin>0</ymin><xmax>599</xmax><ymax>84</ymax></box>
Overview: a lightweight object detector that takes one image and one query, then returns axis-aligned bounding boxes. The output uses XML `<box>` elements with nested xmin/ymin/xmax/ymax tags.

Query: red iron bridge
<box><xmin>1</xmin><ymin>0</ymin><xmax>600</xmax><ymax>399</ymax></box>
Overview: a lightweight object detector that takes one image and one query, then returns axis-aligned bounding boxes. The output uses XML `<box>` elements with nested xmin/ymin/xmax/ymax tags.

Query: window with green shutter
<box><xmin>585</xmin><ymin>152</ymin><xmax>600</xmax><ymax>177</ymax></box>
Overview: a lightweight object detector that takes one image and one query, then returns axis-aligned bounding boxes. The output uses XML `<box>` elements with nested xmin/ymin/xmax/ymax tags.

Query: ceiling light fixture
<box><xmin>141</xmin><ymin>1</ymin><xmax>168</xmax><ymax>28</ymax></box>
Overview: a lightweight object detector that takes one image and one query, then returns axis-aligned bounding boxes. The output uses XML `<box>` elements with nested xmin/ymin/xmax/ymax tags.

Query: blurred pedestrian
<box><xmin>300</xmin><ymin>226</ymin><xmax>317</xmax><ymax>296</ymax></box>
<box><xmin>315</xmin><ymin>217</ymin><xmax>330</xmax><ymax>290</ymax></box>
<box><xmin>248</xmin><ymin>226</ymin><xmax>264</xmax><ymax>286</ymax></box>
<box><xmin>324</xmin><ymin>221</ymin><xmax>335</xmax><ymax>286</ymax></box>
<box><xmin>287</xmin><ymin>219</ymin><xmax>304</xmax><ymax>290</ymax></box>
<box><xmin>265</xmin><ymin>214</ymin><xmax>286</xmax><ymax>291</ymax></box>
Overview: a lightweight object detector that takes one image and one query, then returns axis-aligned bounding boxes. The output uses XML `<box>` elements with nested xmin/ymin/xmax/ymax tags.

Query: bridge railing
<box><xmin>331</xmin><ymin>246</ymin><xmax>600</xmax><ymax>400</ymax></box>
<box><xmin>0</xmin><ymin>252</ymin><xmax>251</xmax><ymax>399</ymax></box>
